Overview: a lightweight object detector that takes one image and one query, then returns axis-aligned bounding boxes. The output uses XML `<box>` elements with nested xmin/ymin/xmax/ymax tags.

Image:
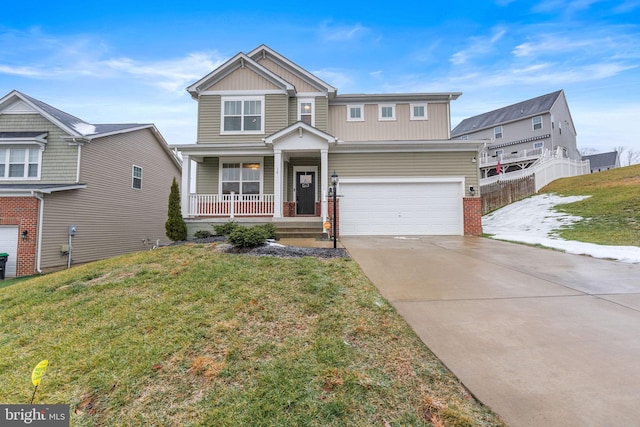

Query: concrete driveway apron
<box><xmin>342</xmin><ymin>236</ymin><xmax>640</xmax><ymax>427</ymax></box>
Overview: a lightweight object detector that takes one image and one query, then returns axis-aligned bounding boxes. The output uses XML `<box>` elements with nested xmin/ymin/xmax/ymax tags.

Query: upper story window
<box><xmin>494</xmin><ymin>126</ymin><xmax>503</xmax><ymax>139</ymax></box>
<box><xmin>132</xmin><ymin>165</ymin><xmax>142</xmax><ymax>189</ymax></box>
<box><xmin>532</xmin><ymin>116</ymin><xmax>542</xmax><ymax>130</ymax></box>
<box><xmin>378</xmin><ymin>104</ymin><xmax>396</xmax><ymax>121</ymax></box>
<box><xmin>347</xmin><ymin>105</ymin><xmax>364</xmax><ymax>122</ymax></box>
<box><xmin>495</xmin><ymin>149</ymin><xmax>504</xmax><ymax>157</ymax></box>
<box><xmin>298</xmin><ymin>98</ymin><xmax>314</xmax><ymax>126</ymax></box>
<box><xmin>410</xmin><ymin>103</ymin><xmax>428</xmax><ymax>120</ymax></box>
<box><xmin>221</xmin><ymin>96</ymin><xmax>264</xmax><ymax>134</ymax></box>
<box><xmin>0</xmin><ymin>147</ymin><xmax>41</xmax><ymax>180</ymax></box>
<box><xmin>460</xmin><ymin>135</ymin><xmax>468</xmax><ymax>140</ymax></box>
<box><xmin>533</xmin><ymin>142</ymin><xmax>544</xmax><ymax>149</ymax></box>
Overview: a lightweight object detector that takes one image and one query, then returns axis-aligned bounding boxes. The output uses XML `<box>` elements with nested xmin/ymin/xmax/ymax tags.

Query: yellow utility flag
<box><xmin>31</xmin><ymin>360</ymin><xmax>49</xmax><ymax>387</ymax></box>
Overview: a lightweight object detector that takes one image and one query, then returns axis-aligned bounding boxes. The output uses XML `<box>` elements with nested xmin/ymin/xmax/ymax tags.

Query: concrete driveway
<box><xmin>342</xmin><ymin>236</ymin><xmax>640</xmax><ymax>427</ymax></box>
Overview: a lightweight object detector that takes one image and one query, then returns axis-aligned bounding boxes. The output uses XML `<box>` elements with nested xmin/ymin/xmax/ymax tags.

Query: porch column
<box><xmin>181</xmin><ymin>154</ymin><xmax>191</xmax><ymax>217</ymax></box>
<box><xmin>273</xmin><ymin>149</ymin><xmax>283</xmax><ymax>218</ymax></box>
<box><xmin>321</xmin><ymin>148</ymin><xmax>329</xmax><ymax>222</ymax></box>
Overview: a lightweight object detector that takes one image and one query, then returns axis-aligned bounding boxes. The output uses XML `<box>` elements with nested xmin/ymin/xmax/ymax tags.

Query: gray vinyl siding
<box><xmin>328</xmin><ymin>103</ymin><xmax>450</xmax><ymax>142</ymax></box>
<box><xmin>197</xmin><ymin>94</ymin><xmax>288</xmax><ymax>144</ymax></box>
<box><xmin>39</xmin><ymin>128</ymin><xmax>181</xmax><ymax>270</ymax></box>
<box><xmin>263</xmin><ymin>156</ymin><xmax>274</xmax><ymax>194</ymax></box>
<box><xmin>328</xmin><ymin>152</ymin><xmax>479</xmax><ymax>190</ymax></box>
<box><xmin>196</xmin><ymin>157</ymin><xmax>219</xmax><ymax>193</ymax></box>
<box><xmin>0</xmin><ymin>114</ymin><xmax>78</xmax><ymax>183</ymax></box>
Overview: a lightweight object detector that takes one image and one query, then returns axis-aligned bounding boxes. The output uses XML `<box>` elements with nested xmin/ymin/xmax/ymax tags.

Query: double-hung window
<box><xmin>347</xmin><ymin>105</ymin><xmax>364</xmax><ymax>121</ymax></box>
<box><xmin>221</xmin><ymin>96</ymin><xmax>264</xmax><ymax>134</ymax></box>
<box><xmin>378</xmin><ymin>104</ymin><xmax>396</xmax><ymax>121</ymax></box>
<box><xmin>298</xmin><ymin>98</ymin><xmax>314</xmax><ymax>126</ymax></box>
<box><xmin>221</xmin><ymin>161</ymin><xmax>261</xmax><ymax>195</ymax></box>
<box><xmin>0</xmin><ymin>147</ymin><xmax>41</xmax><ymax>179</ymax></box>
<box><xmin>132</xmin><ymin>165</ymin><xmax>142</xmax><ymax>189</ymax></box>
<box><xmin>494</xmin><ymin>126</ymin><xmax>503</xmax><ymax>139</ymax></box>
<box><xmin>532</xmin><ymin>116</ymin><xmax>542</xmax><ymax>130</ymax></box>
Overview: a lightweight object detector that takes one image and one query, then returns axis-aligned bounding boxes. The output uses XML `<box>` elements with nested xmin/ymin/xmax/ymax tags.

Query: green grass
<box><xmin>539</xmin><ymin>164</ymin><xmax>640</xmax><ymax>246</ymax></box>
<box><xmin>0</xmin><ymin>244</ymin><xmax>504</xmax><ymax>427</ymax></box>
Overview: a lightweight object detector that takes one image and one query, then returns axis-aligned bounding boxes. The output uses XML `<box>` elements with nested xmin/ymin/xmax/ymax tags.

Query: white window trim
<box><xmin>378</xmin><ymin>104</ymin><xmax>396</xmax><ymax>121</ymax></box>
<box><xmin>220</xmin><ymin>95</ymin><xmax>265</xmax><ymax>135</ymax></box>
<box><xmin>346</xmin><ymin>104</ymin><xmax>364</xmax><ymax>122</ymax></box>
<box><xmin>132</xmin><ymin>165</ymin><xmax>142</xmax><ymax>190</ymax></box>
<box><xmin>410</xmin><ymin>103</ymin><xmax>428</xmax><ymax>121</ymax></box>
<box><xmin>532</xmin><ymin>116</ymin><xmax>543</xmax><ymax>131</ymax></box>
<box><xmin>0</xmin><ymin>145</ymin><xmax>43</xmax><ymax>181</ymax></box>
<box><xmin>494</xmin><ymin>126</ymin><xmax>503</xmax><ymax>139</ymax></box>
<box><xmin>218</xmin><ymin>157</ymin><xmax>264</xmax><ymax>195</ymax></box>
<box><xmin>298</xmin><ymin>98</ymin><xmax>315</xmax><ymax>127</ymax></box>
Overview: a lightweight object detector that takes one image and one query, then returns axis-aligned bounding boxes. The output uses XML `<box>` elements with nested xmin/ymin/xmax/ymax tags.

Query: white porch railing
<box><xmin>480</xmin><ymin>148</ymin><xmax>543</xmax><ymax>166</ymax></box>
<box><xmin>188</xmin><ymin>193</ymin><xmax>275</xmax><ymax>217</ymax></box>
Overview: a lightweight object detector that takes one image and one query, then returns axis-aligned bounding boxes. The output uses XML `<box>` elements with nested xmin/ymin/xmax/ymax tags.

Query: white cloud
<box><xmin>0</xmin><ymin>64</ymin><xmax>45</xmax><ymax>78</ymax></box>
<box><xmin>450</xmin><ymin>26</ymin><xmax>507</xmax><ymax>65</ymax></box>
<box><xmin>319</xmin><ymin>22</ymin><xmax>370</xmax><ymax>42</ymax></box>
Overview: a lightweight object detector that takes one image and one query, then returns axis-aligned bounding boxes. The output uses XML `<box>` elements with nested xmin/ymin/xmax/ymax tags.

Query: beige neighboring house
<box><xmin>175</xmin><ymin>45</ymin><xmax>483</xmax><ymax>237</ymax></box>
<box><xmin>452</xmin><ymin>90</ymin><xmax>581</xmax><ymax>178</ymax></box>
<box><xmin>0</xmin><ymin>90</ymin><xmax>182</xmax><ymax>278</ymax></box>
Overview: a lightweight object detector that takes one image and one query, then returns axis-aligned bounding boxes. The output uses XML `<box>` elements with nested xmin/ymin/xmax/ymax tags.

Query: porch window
<box><xmin>221</xmin><ymin>96</ymin><xmax>264</xmax><ymax>134</ymax></box>
<box><xmin>494</xmin><ymin>126</ymin><xmax>503</xmax><ymax>139</ymax></box>
<box><xmin>298</xmin><ymin>98</ymin><xmax>314</xmax><ymax>126</ymax></box>
<box><xmin>0</xmin><ymin>147</ymin><xmax>41</xmax><ymax>179</ymax></box>
<box><xmin>532</xmin><ymin>116</ymin><xmax>542</xmax><ymax>130</ymax></box>
<box><xmin>222</xmin><ymin>162</ymin><xmax>261</xmax><ymax>194</ymax></box>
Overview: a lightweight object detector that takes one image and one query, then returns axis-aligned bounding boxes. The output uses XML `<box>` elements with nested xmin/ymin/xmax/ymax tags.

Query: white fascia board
<box><xmin>187</xmin><ymin>53</ymin><xmax>295</xmax><ymax>97</ymax></box>
<box><xmin>331</xmin><ymin>140</ymin><xmax>483</xmax><ymax>153</ymax></box>
<box><xmin>332</xmin><ymin>93</ymin><xmax>462</xmax><ymax>104</ymax></box>
<box><xmin>265</xmin><ymin>122</ymin><xmax>337</xmax><ymax>144</ymax></box>
<box><xmin>173</xmin><ymin>143</ymin><xmax>273</xmax><ymax>157</ymax></box>
<box><xmin>247</xmin><ymin>45</ymin><xmax>337</xmax><ymax>95</ymax></box>
<box><xmin>200</xmin><ymin>90</ymin><xmax>288</xmax><ymax>96</ymax></box>
<box><xmin>0</xmin><ymin>133</ymin><xmax>48</xmax><ymax>146</ymax></box>
<box><xmin>4</xmin><ymin>92</ymin><xmax>82</xmax><ymax>138</ymax></box>
<box><xmin>339</xmin><ymin>177</ymin><xmax>465</xmax><ymax>184</ymax></box>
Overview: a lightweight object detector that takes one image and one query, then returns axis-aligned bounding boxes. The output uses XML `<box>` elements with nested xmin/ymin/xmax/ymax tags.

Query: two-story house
<box><xmin>0</xmin><ymin>90</ymin><xmax>181</xmax><ymax>278</ymax></box>
<box><xmin>451</xmin><ymin>90</ymin><xmax>580</xmax><ymax>178</ymax></box>
<box><xmin>176</xmin><ymin>45</ymin><xmax>483</xmax><ymax>237</ymax></box>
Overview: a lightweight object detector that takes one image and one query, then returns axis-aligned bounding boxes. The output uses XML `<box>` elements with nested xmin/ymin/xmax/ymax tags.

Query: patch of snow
<box><xmin>483</xmin><ymin>193</ymin><xmax>640</xmax><ymax>264</ymax></box>
<box><xmin>72</xmin><ymin>122</ymin><xmax>97</xmax><ymax>136</ymax></box>
<box><xmin>266</xmin><ymin>239</ymin><xmax>286</xmax><ymax>248</ymax></box>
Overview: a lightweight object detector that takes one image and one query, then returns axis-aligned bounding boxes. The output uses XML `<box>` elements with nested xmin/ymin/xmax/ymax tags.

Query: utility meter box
<box><xmin>69</xmin><ymin>225</ymin><xmax>78</xmax><ymax>236</ymax></box>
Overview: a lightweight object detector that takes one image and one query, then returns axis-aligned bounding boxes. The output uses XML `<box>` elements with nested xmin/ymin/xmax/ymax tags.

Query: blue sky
<box><xmin>1</xmin><ymin>0</ymin><xmax>639</xmax><ymax>160</ymax></box>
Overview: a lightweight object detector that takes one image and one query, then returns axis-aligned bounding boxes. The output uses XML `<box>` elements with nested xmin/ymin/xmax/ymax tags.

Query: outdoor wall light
<box><xmin>469</xmin><ymin>186</ymin><xmax>476</xmax><ymax>196</ymax></box>
<box><xmin>21</xmin><ymin>230</ymin><xmax>28</xmax><ymax>240</ymax></box>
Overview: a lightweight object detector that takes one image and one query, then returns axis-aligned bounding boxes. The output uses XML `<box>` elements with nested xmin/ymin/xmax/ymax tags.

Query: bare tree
<box><xmin>580</xmin><ymin>147</ymin><xmax>599</xmax><ymax>156</ymax></box>
<box><xmin>614</xmin><ymin>145</ymin><xmax>626</xmax><ymax>165</ymax></box>
<box><xmin>626</xmin><ymin>149</ymin><xmax>640</xmax><ymax>166</ymax></box>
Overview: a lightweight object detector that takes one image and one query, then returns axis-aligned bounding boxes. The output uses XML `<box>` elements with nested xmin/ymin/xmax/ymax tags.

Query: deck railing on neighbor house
<box><xmin>479</xmin><ymin>148</ymin><xmax>543</xmax><ymax>166</ymax></box>
<box><xmin>189</xmin><ymin>193</ymin><xmax>275</xmax><ymax>217</ymax></box>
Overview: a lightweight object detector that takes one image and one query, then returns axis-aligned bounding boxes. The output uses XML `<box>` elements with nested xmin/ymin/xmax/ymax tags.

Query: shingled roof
<box><xmin>582</xmin><ymin>151</ymin><xmax>619</xmax><ymax>170</ymax></box>
<box><xmin>452</xmin><ymin>90</ymin><xmax>563</xmax><ymax>136</ymax></box>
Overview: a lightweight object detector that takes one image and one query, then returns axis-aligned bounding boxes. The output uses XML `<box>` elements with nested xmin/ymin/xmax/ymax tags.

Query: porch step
<box><xmin>273</xmin><ymin>219</ymin><xmax>326</xmax><ymax>239</ymax></box>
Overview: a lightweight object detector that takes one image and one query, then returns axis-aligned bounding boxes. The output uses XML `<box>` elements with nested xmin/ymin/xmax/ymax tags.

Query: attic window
<box><xmin>347</xmin><ymin>105</ymin><xmax>364</xmax><ymax>122</ymax></box>
<box><xmin>494</xmin><ymin>126</ymin><xmax>503</xmax><ymax>139</ymax></box>
<box><xmin>410</xmin><ymin>103</ymin><xmax>428</xmax><ymax>120</ymax></box>
<box><xmin>378</xmin><ymin>104</ymin><xmax>396</xmax><ymax>121</ymax></box>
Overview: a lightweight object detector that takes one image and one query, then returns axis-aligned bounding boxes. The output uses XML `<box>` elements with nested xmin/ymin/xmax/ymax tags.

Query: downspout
<box><xmin>447</xmin><ymin>94</ymin><xmax>452</xmax><ymax>139</ymax></box>
<box><xmin>32</xmin><ymin>191</ymin><xmax>44</xmax><ymax>274</ymax></box>
<box><xmin>76</xmin><ymin>143</ymin><xmax>82</xmax><ymax>183</ymax></box>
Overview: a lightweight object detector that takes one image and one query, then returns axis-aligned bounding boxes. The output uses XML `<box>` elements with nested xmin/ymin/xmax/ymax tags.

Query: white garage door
<box><xmin>0</xmin><ymin>226</ymin><xmax>18</xmax><ymax>278</ymax></box>
<box><xmin>339</xmin><ymin>179</ymin><xmax>464</xmax><ymax>236</ymax></box>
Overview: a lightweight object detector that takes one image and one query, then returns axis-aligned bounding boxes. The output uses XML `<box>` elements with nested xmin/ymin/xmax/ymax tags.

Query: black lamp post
<box><xmin>331</xmin><ymin>170</ymin><xmax>338</xmax><ymax>249</ymax></box>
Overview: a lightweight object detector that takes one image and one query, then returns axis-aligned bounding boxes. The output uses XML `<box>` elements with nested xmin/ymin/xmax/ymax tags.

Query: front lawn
<box><xmin>0</xmin><ymin>244</ymin><xmax>503</xmax><ymax>426</ymax></box>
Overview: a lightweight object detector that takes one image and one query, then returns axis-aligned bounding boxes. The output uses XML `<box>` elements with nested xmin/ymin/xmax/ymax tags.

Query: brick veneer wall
<box><xmin>463</xmin><ymin>197</ymin><xmax>482</xmax><ymax>236</ymax></box>
<box><xmin>0</xmin><ymin>197</ymin><xmax>39</xmax><ymax>277</ymax></box>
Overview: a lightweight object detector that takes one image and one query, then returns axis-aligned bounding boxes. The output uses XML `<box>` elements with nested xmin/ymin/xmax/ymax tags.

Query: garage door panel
<box><xmin>340</xmin><ymin>181</ymin><xmax>462</xmax><ymax>236</ymax></box>
<box><xmin>0</xmin><ymin>226</ymin><xmax>18</xmax><ymax>277</ymax></box>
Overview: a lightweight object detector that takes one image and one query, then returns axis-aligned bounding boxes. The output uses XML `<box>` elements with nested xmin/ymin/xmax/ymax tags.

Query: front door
<box><xmin>296</xmin><ymin>171</ymin><xmax>315</xmax><ymax>215</ymax></box>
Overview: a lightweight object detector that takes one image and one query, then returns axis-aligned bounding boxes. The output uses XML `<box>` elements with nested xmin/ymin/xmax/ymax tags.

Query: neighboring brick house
<box><xmin>175</xmin><ymin>45</ymin><xmax>483</xmax><ymax>237</ymax></box>
<box><xmin>0</xmin><ymin>91</ymin><xmax>181</xmax><ymax>277</ymax></box>
<box><xmin>452</xmin><ymin>90</ymin><xmax>581</xmax><ymax>178</ymax></box>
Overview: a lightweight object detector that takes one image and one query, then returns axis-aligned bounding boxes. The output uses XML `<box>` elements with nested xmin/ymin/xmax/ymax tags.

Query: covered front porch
<box><xmin>178</xmin><ymin>122</ymin><xmax>337</xmax><ymax>224</ymax></box>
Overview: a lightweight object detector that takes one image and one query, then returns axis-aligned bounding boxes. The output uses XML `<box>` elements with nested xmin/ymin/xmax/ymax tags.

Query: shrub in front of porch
<box><xmin>228</xmin><ymin>224</ymin><xmax>278</xmax><ymax>248</ymax></box>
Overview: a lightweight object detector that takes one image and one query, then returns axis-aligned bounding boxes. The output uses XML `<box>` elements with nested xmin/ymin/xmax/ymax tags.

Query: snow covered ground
<box><xmin>482</xmin><ymin>193</ymin><xmax>640</xmax><ymax>264</ymax></box>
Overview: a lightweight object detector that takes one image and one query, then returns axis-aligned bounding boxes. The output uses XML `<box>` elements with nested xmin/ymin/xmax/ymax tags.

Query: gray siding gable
<box><xmin>452</xmin><ymin>90</ymin><xmax>563</xmax><ymax>136</ymax></box>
